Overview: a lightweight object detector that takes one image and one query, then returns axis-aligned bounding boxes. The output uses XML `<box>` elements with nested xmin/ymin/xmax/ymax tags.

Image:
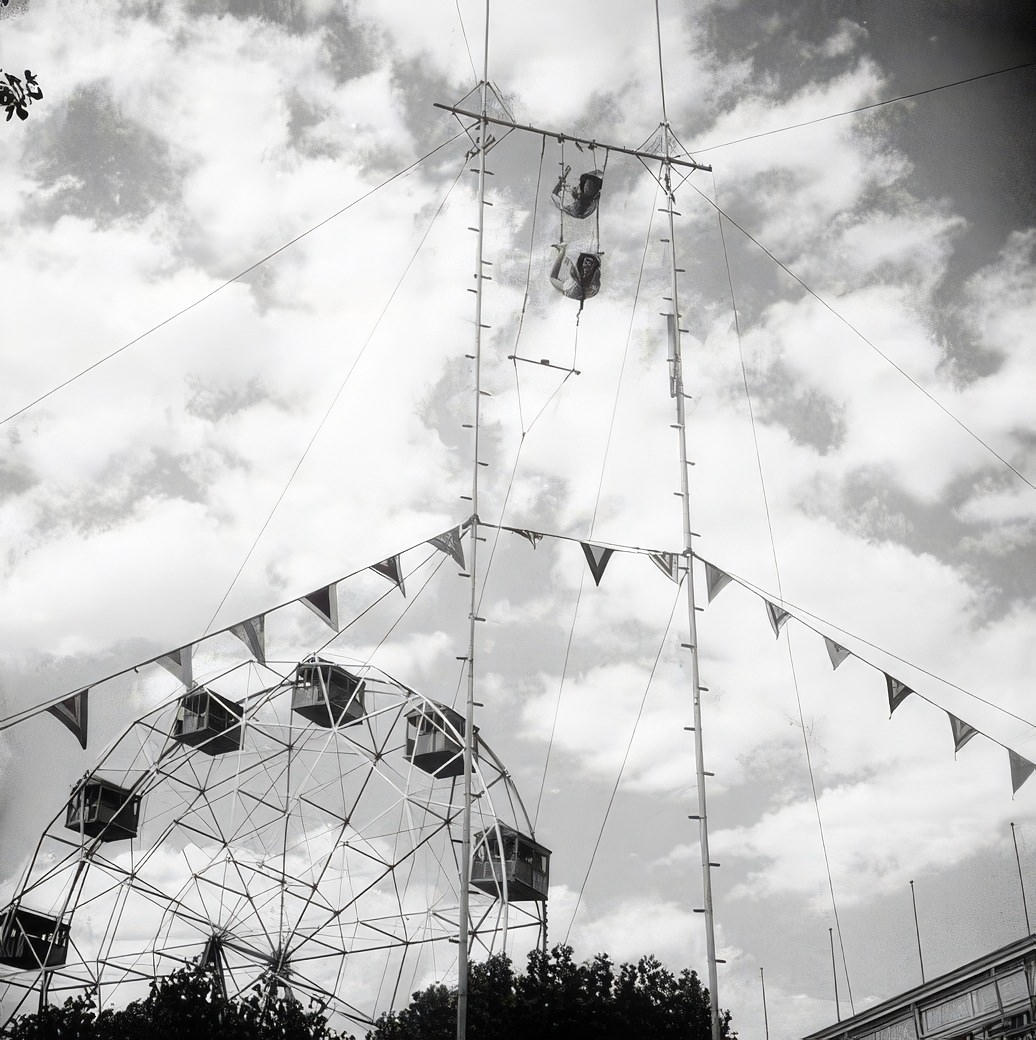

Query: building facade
<box><xmin>804</xmin><ymin>936</ymin><xmax>1036</xmax><ymax>1040</ymax></box>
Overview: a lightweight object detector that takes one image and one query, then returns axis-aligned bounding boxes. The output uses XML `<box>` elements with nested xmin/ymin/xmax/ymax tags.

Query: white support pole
<box><xmin>456</xmin><ymin>9</ymin><xmax>491</xmax><ymax>1040</ymax></box>
<box><xmin>661</xmin><ymin>126</ymin><xmax>722</xmax><ymax>1040</ymax></box>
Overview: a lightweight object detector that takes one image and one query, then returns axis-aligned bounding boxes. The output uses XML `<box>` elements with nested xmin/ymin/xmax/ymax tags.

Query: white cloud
<box><xmin>711</xmin><ymin>735</ymin><xmax>1009</xmax><ymax>909</ymax></box>
<box><xmin>2</xmin><ymin>5</ymin><xmax>1035</xmax><ymax>1040</ymax></box>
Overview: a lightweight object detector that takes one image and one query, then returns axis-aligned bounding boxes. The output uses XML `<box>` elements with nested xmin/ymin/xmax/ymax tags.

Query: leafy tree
<box><xmin>0</xmin><ymin>68</ymin><xmax>42</xmax><ymax>122</ymax></box>
<box><xmin>6</xmin><ymin>948</ymin><xmax>735</xmax><ymax>1039</ymax></box>
<box><xmin>368</xmin><ymin>945</ymin><xmax>736</xmax><ymax>1040</ymax></box>
<box><xmin>5</xmin><ymin>967</ymin><xmax>355</xmax><ymax>1040</ymax></box>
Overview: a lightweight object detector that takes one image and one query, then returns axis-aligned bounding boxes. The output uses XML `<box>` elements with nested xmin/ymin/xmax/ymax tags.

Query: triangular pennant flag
<box><xmin>371</xmin><ymin>555</ymin><xmax>406</xmax><ymax>597</ymax></box>
<box><xmin>885</xmin><ymin>674</ymin><xmax>913</xmax><ymax>715</ymax></box>
<box><xmin>302</xmin><ymin>585</ymin><xmax>339</xmax><ymax>630</ymax></box>
<box><xmin>46</xmin><ymin>689</ymin><xmax>88</xmax><ymax>749</ymax></box>
<box><xmin>428</xmin><ymin>527</ymin><xmax>466</xmax><ymax>569</ymax></box>
<box><xmin>765</xmin><ymin>600</ymin><xmax>791</xmax><ymax>638</ymax></box>
<box><xmin>230</xmin><ymin>615</ymin><xmax>266</xmax><ymax>667</ymax></box>
<box><xmin>581</xmin><ymin>543</ymin><xmax>615</xmax><ymax>587</ymax></box>
<box><xmin>157</xmin><ymin>646</ymin><xmax>193</xmax><ymax>687</ymax></box>
<box><xmin>509</xmin><ymin>527</ymin><xmax>543</xmax><ymax>549</ymax></box>
<box><xmin>1009</xmin><ymin>750</ymin><xmax>1035</xmax><ymax>795</ymax></box>
<box><xmin>824</xmin><ymin>637</ymin><xmax>852</xmax><ymax>670</ymax></box>
<box><xmin>948</xmin><ymin>713</ymin><xmax>977</xmax><ymax>754</ymax></box>
<box><xmin>705</xmin><ymin>563</ymin><xmax>732</xmax><ymax>603</ymax></box>
<box><xmin>649</xmin><ymin>552</ymin><xmax>681</xmax><ymax>584</ymax></box>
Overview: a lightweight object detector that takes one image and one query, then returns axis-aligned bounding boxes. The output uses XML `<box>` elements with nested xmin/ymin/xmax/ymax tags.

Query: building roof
<box><xmin>803</xmin><ymin>933</ymin><xmax>1036</xmax><ymax>1040</ymax></box>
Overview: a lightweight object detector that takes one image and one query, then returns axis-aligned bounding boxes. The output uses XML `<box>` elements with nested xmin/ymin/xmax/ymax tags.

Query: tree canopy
<box><xmin>4</xmin><ymin>946</ymin><xmax>735</xmax><ymax>1039</ymax></box>
<box><xmin>369</xmin><ymin>945</ymin><xmax>736</xmax><ymax>1040</ymax></box>
<box><xmin>4</xmin><ymin>967</ymin><xmax>353</xmax><ymax>1040</ymax></box>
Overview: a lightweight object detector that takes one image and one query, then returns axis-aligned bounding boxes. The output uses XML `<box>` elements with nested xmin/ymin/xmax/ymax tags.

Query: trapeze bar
<box><xmin>433</xmin><ymin>103</ymin><xmax>713</xmax><ymax>172</ymax></box>
<box><xmin>507</xmin><ymin>354</ymin><xmax>581</xmax><ymax>375</ymax></box>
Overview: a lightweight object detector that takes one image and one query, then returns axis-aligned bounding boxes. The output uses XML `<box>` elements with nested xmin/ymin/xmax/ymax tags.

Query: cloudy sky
<box><xmin>1</xmin><ymin>0</ymin><xmax>1035</xmax><ymax>1036</ymax></box>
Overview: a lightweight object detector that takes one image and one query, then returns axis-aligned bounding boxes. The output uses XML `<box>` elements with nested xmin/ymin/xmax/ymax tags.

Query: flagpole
<box><xmin>829</xmin><ymin>927</ymin><xmax>840</xmax><ymax>1021</ymax></box>
<box><xmin>1011</xmin><ymin>822</ymin><xmax>1031</xmax><ymax>935</ymax></box>
<box><xmin>760</xmin><ymin>967</ymin><xmax>770</xmax><ymax>1040</ymax></box>
<box><xmin>910</xmin><ymin>880</ymin><xmax>925</xmax><ymax>983</ymax></box>
<box><xmin>661</xmin><ymin>126</ymin><xmax>722</xmax><ymax>1040</ymax></box>
<box><xmin>457</xmin><ymin>6</ymin><xmax>491</xmax><ymax>1039</ymax></box>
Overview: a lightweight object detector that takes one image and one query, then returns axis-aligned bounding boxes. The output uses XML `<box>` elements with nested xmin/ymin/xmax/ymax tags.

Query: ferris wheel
<box><xmin>0</xmin><ymin>654</ymin><xmax>548</xmax><ymax>1032</ymax></box>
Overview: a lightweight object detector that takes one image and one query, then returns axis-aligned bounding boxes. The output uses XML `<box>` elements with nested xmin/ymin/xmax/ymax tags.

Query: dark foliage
<box><xmin>368</xmin><ymin>945</ymin><xmax>736</xmax><ymax>1040</ymax></box>
<box><xmin>6</xmin><ymin>947</ymin><xmax>735</xmax><ymax>1039</ymax></box>
<box><xmin>1</xmin><ymin>68</ymin><xmax>42</xmax><ymax>122</ymax></box>
<box><xmin>5</xmin><ymin>967</ymin><xmax>355</xmax><ymax>1040</ymax></box>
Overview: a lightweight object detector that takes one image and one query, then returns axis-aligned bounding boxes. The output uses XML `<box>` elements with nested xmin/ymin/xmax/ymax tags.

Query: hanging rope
<box><xmin>200</xmin><ymin>161</ymin><xmax>470</xmax><ymax>641</ymax></box>
<box><xmin>557</xmin><ymin>138</ymin><xmax>568</xmax><ymax>245</ymax></box>
<box><xmin>453</xmin><ymin>0</ymin><xmax>479</xmax><ymax>84</ymax></box>
<box><xmin>593</xmin><ymin>146</ymin><xmax>601</xmax><ymax>252</ymax></box>
<box><xmin>531</xmin><ymin>188</ymin><xmax>660</xmax><ymax>833</ymax></box>
<box><xmin>587</xmin><ymin>183</ymin><xmax>659</xmax><ymax>535</ymax></box>
<box><xmin>511</xmin><ymin>135</ymin><xmax>553</xmax><ymax>431</ymax></box>
<box><xmin>475</xmin><ymin>133</ymin><xmax>583</xmax><ymax>673</ymax></box>
<box><xmin>1</xmin><ymin>130</ymin><xmax>472</xmax><ymax>428</ymax></box>
<box><xmin>563</xmin><ymin>586</ymin><xmax>683</xmax><ymax>943</ymax></box>
<box><xmin>591</xmin><ymin>145</ymin><xmax>610</xmax><ymax>256</ymax></box>
<box><xmin>691</xmin><ymin>181</ymin><xmax>1036</xmax><ymax>493</ymax></box>
<box><xmin>653</xmin><ymin>0</ymin><xmax>669</xmax><ymax>126</ymax></box>
<box><xmin>534</xmin><ymin>569</ymin><xmax>584</xmax><ymax>831</ymax></box>
<box><xmin>713</xmin><ymin>169</ymin><xmax>855</xmax><ymax>1013</ymax></box>
<box><xmin>693</xmin><ymin>61</ymin><xmax>1036</xmax><ymax>154</ymax></box>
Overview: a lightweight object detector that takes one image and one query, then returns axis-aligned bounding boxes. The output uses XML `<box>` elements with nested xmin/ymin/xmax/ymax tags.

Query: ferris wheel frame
<box><xmin>0</xmin><ymin>655</ymin><xmax>547</xmax><ymax>1031</ymax></box>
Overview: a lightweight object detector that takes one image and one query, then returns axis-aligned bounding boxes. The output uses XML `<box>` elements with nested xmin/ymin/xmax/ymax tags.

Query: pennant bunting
<box><xmin>1009</xmin><ymin>750</ymin><xmax>1035</xmax><ymax>795</ymax></box>
<box><xmin>705</xmin><ymin>563</ymin><xmax>732</xmax><ymax>603</ymax></box>
<box><xmin>649</xmin><ymin>551</ymin><xmax>681</xmax><ymax>584</ymax></box>
<box><xmin>885</xmin><ymin>675</ymin><xmax>913</xmax><ymax>715</ymax></box>
<box><xmin>948</xmin><ymin>713</ymin><xmax>977</xmax><ymax>755</ymax></box>
<box><xmin>581</xmin><ymin>543</ymin><xmax>615</xmax><ymax>587</ymax></box>
<box><xmin>230</xmin><ymin>615</ymin><xmax>266</xmax><ymax>667</ymax></box>
<box><xmin>509</xmin><ymin>527</ymin><xmax>543</xmax><ymax>549</ymax></box>
<box><xmin>302</xmin><ymin>585</ymin><xmax>340</xmax><ymax>630</ymax></box>
<box><xmin>764</xmin><ymin>600</ymin><xmax>791</xmax><ymax>638</ymax></box>
<box><xmin>370</xmin><ymin>555</ymin><xmax>406</xmax><ymax>597</ymax></box>
<box><xmin>157</xmin><ymin>646</ymin><xmax>193</xmax><ymax>687</ymax></box>
<box><xmin>46</xmin><ymin>689</ymin><xmax>89</xmax><ymax>749</ymax></box>
<box><xmin>824</xmin><ymin>637</ymin><xmax>852</xmax><ymax>671</ymax></box>
<box><xmin>427</xmin><ymin>526</ymin><xmax>466</xmax><ymax>569</ymax></box>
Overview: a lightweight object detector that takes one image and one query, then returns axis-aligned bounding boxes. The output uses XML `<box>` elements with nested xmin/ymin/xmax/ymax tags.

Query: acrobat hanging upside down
<box><xmin>549</xmin><ymin>243</ymin><xmax>601</xmax><ymax>312</ymax></box>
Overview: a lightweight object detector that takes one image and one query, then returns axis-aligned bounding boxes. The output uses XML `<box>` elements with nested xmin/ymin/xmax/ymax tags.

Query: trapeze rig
<box><xmin>438</xmin><ymin>89</ymin><xmax>722</xmax><ymax>1040</ymax></box>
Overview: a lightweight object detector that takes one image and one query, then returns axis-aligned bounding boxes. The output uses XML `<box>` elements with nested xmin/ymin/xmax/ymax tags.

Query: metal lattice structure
<box><xmin>0</xmin><ymin>656</ymin><xmax>545</xmax><ymax>1031</ymax></box>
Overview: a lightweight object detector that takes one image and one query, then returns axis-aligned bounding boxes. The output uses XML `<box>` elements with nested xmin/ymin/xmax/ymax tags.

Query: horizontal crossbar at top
<box><xmin>433</xmin><ymin>103</ymin><xmax>713</xmax><ymax>172</ymax></box>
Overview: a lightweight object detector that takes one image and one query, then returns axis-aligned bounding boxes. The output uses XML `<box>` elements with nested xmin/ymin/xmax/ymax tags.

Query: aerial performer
<box><xmin>549</xmin><ymin>162</ymin><xmax>604</xmax><ymax>311</ymax></box>
<box><xmin>549</xmin><ymin>244</ymin><xmax>601</xmax><ymax>311</ymax></box>
<box><xmin>552</xmin><ymin>166</ymin><xmax>604</xmax><ymax>219</ymax></box>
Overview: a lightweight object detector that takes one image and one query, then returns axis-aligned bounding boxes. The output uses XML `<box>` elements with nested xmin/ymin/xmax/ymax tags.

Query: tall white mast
<box><xmin>456</xmin><ymin>5</ymin><xmax>492</xmax><ymax>1039</ymax></box>
<box><xmin>652</xmin><ymin>5</ymin><xmax>722</xmax><ymax>1026</ymax></box>
<box><xmin>661</xmin><ymin>125</ymin><xmax>724</xmax><ymax>1040</ymax></box>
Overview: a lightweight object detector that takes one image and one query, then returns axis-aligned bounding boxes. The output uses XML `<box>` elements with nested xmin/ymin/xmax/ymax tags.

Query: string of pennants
<box><xmin>505</xmin><ymin>525</ymin><xmax>1035</xmax><ymax>795</ymax></box>
<box><xmin>6</xmin><ymin>523</ymin><xmax>470</xmax><ymax>751</ymax></box>
<box><xmin>701</xmin><ymin>557</ymin><xmax>1035</xmax><ymax>795</ymax></box>
<box><xmin>11</xmin><ymin>517</ymin><xmax>1034</xmax><ymax>795</ymax></box>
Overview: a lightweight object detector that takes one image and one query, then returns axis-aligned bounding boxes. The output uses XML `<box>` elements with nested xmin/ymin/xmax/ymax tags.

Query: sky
<box><xmin>1</xmin><ymin>0</ymin><xmax>1035</xmax><ymax>1037</ymax></box>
